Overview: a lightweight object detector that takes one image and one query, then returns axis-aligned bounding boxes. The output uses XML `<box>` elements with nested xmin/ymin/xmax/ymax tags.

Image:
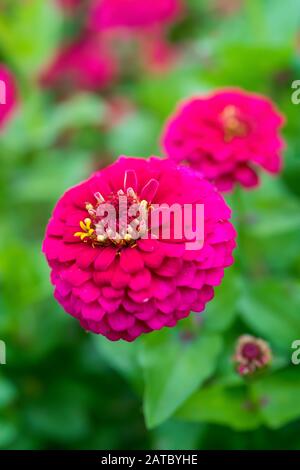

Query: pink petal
<box><xmin>160</xmin><ymin>241</ymin><xmax>185</xmax><ymax>258</ymax></box>
<box><xmin>102</xmin><ymin>286</ymin><xmax>124</xmax><ymax>299</ymax></box>
<box><xmin>235</xmin><ymin>165</ymin><xmax>259</xmax><ymax>188</ymax></box>
<box><xmin>143</xmin><ymin>250</ymin><xmax>163</xmax><ymax>268</ymax></box>
<box><xmin>151</xmin><ymin>277</ymin><xmax>175</xmax><ymax>300</ymax></box>
<box><xmin>137</xmin><ymin>238</ymin><xmax>157</xmax><ymax>252</ymax></box>
<box><xmin>156</xmin><ymin>257</ymin><xmax>182</xmax><ymax>277</ymax></box>
<box><xmin>124</xmin><ymin>169</ymin><xmax>138</xmax><ymax>192</ymax></box>
<box><xmin>111</xmin><ymin>264</ymin><xmax>131</xmax><ymax>288</ymax></box>
<box><xmin>129</xmin><ymin>269</ymin><xmax>151</xmax><ymax>291</ymax></box>
<box><xmin>128</xmin><ymin>288</ymin><xmax>152</xmax><ymax>303</ymax></box>
<box><xmin>120</xmin><ymin>248</ymin><xmax>144</xmax><ymax>273</ymax></box>
<box><xmin>82</xmin><ymin>303</ymin><xmax>105</xmax><ymax>321</ymax></box>
<box><xmin>199</xmin><ymin>285</ymin><xmax>215</xmax><ymax>303</ymax></box>
<box><xmin>140</xmin><ymin>178</ymin><xmax>159</xmax><ymax>202</ymax></box>
<box><xmin>99</xmin><ymin>297</ymin><xmax>122</xmax><ymax>313</ymax></box>
<box><xmin>95</xmin><ymin>247</ymin><xmax>116</xmax><ymax>270</ymax></box>
<box><xmin>205</xmin><ymin>268</ymin><xmax>224</xmax><ymax>286</ymax></box>
<box><xmin>61</xmin><ymin>264</ymin><xmax>91</xmax><ymax>287</ymax></box>
<box><xmin>77</xmin><ymin>248</ymin><xmax>98</xmax><ymax>269</ymax></box>
<box><xmin>107</xmin><ymin>312</ymin><xmax>135</xmax><ymax>331</ymax></box>
<box><xmin>147</xmin><ymin>314</ymin><xmax>167</xmax><ymax>330</ymax></box>
<box><xmin>74</xmin><ymin>281</ymin><xmax>100</xmax><ymax>303</ymax></box>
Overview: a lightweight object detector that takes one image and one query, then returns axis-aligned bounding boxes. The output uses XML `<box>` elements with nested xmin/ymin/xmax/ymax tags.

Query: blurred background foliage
<box><xmin>0</xmin><ymin>0</ymin><xmax>300</xmax><ymax>450</ymax></box>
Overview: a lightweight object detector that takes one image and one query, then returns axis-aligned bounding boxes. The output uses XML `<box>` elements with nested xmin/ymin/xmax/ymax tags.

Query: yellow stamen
<box><xmin>220</xmin><ymin>105</ymin><xmax>247</xmax><ymax>142</ymax></box>
<box><xmin>74</xmin><ymin>218</ymin><xmax>95</xmax><ymax>241</ymax></box>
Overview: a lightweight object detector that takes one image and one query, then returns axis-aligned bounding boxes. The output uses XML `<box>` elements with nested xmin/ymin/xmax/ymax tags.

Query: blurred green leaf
<box><xmin>177</xmin><ymin>384</ymin><xmax>262</xmax><ymax>431</ymax></box>
<box><xmin>251</xmin><ymin>369</ymin><xmax>300</xmax><ymax>428</ymax></box>
<box><xmin>202</xmin><ymin>267</ymin><xmax>240</xmax><ymax>332</ymax></box>
<box><xmin>10</xmin><ymin>149</ymin><xmax>93</xmax><ymax>204</ymax></box>
<box><xmin>1</xmin><ymin>93</ymin><xmax>104</xmax><ymax>154</ymax></box>
<box><xmin>93</xmin><ymin>336</ymin><xmax>142</xmax><ymax>387</ymax></box>
<box><xmin>140</xmin><ymin>330</ymin><xmax>222</xmax><ymax>429</ymax></box>
<box><xmin>153</xmin><ymin>419</ymin><xmax>205</xmax><ymax>450</ymax></box>
<box><xmin>106</xmin><ymin>111</ymin><xmax>161</xmax><ymax>157</ymax></box>
<box><xmin>0</xmin><ymin>242</ymin><xmax>51</xmax><ymax>313</ymax></box>
<box><xmin>239</xmin><ymin>278</ymin><xmax>300</xmax><ymax>349</ymax></box>
<box><xmin>0</xmin><ymin>376</ymin><xmax>17</xmax><ymax>408</ymax></box>
<box><xmin>25</xmin><ymin>381</ymin><xmax>90</xmax><ymax>442</ymax></box>
<box><xmin>0</xmin><ymin>0</ymin><xmax>61</xmax><ymax>74</ymax></box>
<box><xmin>213</xmin><ymin>0</ymin><xmax>300</xmax><ymax>48</ymax></box>
<box><xmin>0</xmin><ymin>421</ymin><xmax>17</xmax><ymax>448</ymax></box>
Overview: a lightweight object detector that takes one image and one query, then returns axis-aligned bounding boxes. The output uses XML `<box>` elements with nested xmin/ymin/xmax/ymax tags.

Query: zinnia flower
<box><xmin>0</xmin><ymin>64</ymin><xmax>16</xmax><ymax>129</ymax></box>
<box><xmin>162</xmin><ymin>89</ymin><xmax>285</xmax><ymax>192</ymax></box>
<box><xmin>89</xmin><ymin>0</ymin><xmax>182</xmax><ymax>31</ymax></box>
<box><xmin>43</xmin><ymin>157</ymin><xmax>236</xmax><ymax>341</ymax></box>
<box><xmin>234</xmin><ymin>335</ymin><xmax>272</xmax><ymax>376</ymax></box>
<box><xmin>40</xmin><ymin>35</ymin><xmax>117</xmax><ymax>92</ymax></box>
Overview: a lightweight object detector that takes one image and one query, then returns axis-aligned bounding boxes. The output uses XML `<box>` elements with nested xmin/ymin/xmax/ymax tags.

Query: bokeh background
<box><xmin>1</xmin><ymin>0</ymin><xmax>300</xmax><ymax>450</ymax></box>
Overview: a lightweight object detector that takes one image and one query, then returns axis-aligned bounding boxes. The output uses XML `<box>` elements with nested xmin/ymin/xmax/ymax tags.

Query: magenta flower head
<box><xmin>0</xmin><ymin>64</ymin><xmax>17</xmax><ymax>129</ymax></box>
<box><xmin>89</xmin><ymin>0</ymin><xmax>182</xmax><ymax>31</ymax></box>
<box><xmin>40</xmin><ymin>35</ymin><xmax>117</xmax><ymax>92</ymax></box>
<box><xmin>42</xmin><ymin>157</ymin><xmax>236</xmax><ymax>341</ymax></box>
<box><xmin>234</xmin><ymin>335</ymin><xmax>272</xmax><ymax>376</ymax></box>
<box><xmin>162</xmin><ymin>89</ymin><xmax>285</xmax><ymax>192</ymax></box>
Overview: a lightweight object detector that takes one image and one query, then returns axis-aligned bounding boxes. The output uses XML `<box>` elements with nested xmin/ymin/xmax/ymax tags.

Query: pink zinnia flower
<box><xmin>162</xmin><ymin>89</ymin><xmax>285</xmax><ymax>192</ymax></box>
<box><xmin>40</xmin><ymin>35</ymin><xmax>117</xmax><ymax>92</ymax></box>
<box><xmin>0</xmin><ymin>65</ymin><xmax>17</xmax><ymax>129</ymax></box>
<box><xmin>234</xmin><ymin>335</ymin><xmax>272</xmax><ymax>376</ymax></box>
<box><xmin>43</xmin><ymin>157</ymin><xmax>236</xmax><ymax>341</ymax></box>
<box><xmin>89</xmin><ymin>0</ymin><xmax>182</xmax><ymax>31</ymax></box>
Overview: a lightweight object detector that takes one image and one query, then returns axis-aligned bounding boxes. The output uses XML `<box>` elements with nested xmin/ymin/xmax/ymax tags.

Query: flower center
<box><xmin>241</xmin><ymin>342</ymin><xmax>260</xmax><ymax>360</ymax></box>
<box><xmin>220</xmin><ymin>105</ymin><xmax>248</xmax><ymax>142</ymax></box>
<box><xmin>74</xmin><ymin>188</ymin><xmax>150</xmax><ymax>248</ymax></box>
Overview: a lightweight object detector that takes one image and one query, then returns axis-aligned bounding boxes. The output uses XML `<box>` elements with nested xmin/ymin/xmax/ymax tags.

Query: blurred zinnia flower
<box><xmin>234</xmin><ymin>334</ymin><xmax>272</xmax><ymax>376</ymax></box>
<box><xmin>0</xmin><ymin>64</ymin><xmax>17</xmax><ymax>129</ymax></box>
<box><xmin>43</xmin><ymin>157</ymin><xmax>236</xmax><ymax>341</ymax></box>
<box><xmin>89</xmin><ymin>0</ymin><xmax>182</xmax><ymax>31</ymax></box>
<box><xmin>162</xmin><ymin>89</ymin><xmax>285</xmax><ymax>192</ymax></box>
<box><xmin>40</xmin><ymin>35</ymin><xmax>118</xmax><ymax>93</ymax></box>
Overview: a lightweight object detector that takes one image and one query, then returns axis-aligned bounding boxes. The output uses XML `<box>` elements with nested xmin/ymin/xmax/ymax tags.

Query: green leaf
<box><xmin>0</xmin><ymin>421</ymin><xmax>17</xmax><ymax>448</ymax></box>
<box><xmin>153</xmin><ymin>419</ymin><xmax>205</xmax><ymax>450</ymax></box>
<box><xmin>26</xmin><ymin>381</ymin><xmax>90</xmax><ymax>442</ymax></box>
<box><xmin>44</xmin><ymin>94</ymin><xmax>104</xmax><ymax>139</ymax></box>
<box><xmin>251</xmin><ymin>368</ymin><xmax>300</xmax><ymax>428</ymax></box>
<box><xmin>106</xmin><ymin>111</ymin><xmax>161</xmax><ymax>157</ymax></box>
<box><xmin>0</xmin><ymin>377</ymin><xmax>17</xmax><ymax>408</ymax></box>
<box><xmin>1</xmin><ymin>93</ymin><xmax>103</xmax><ymax>154</ymax></box>
<box><xmin>177</xmin><ymin>384</ymin><xmax>262</xmax><ymax>431</ymax></box>
<box><xmin>239</xmin><ymin>278</ymin><xmax>300</xmax><ymax>349</ymax></box>
<box><xmin>0</xmin><ymin>0</ymin><xmax>61</xmax><ymax>74</ymax></box>
<box><xmin>0</xmin><ymin>242</ymin><xmax>51</xmax><ymax>312</ymax></box>
<box><xmin>202</xmin><ymin>267</ymin><xmax>240</xmax><ymax>332</ymax></box>
<box><xmin>10</xmin><ymin>149</ymin><xmax>93</xmax><ymax>203</ymax></box>
<box><xmin>211</xmin><ymin>0</ymin><xmax>300</xmax><ymax>48</ymax></box>
<box><xmin>135</xmin><ymin>71</ymin><xmax>211</xmax><ymax>119</ymax></box>
<box><xmin>93</xmin><ymin>336</ymin><xmax>142</xmax><ymax>386</ymax></box>
<box><xmin>140</xmin><ymin>330</ymin><xmax>222</xmax><ymax>429</ymax></box>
